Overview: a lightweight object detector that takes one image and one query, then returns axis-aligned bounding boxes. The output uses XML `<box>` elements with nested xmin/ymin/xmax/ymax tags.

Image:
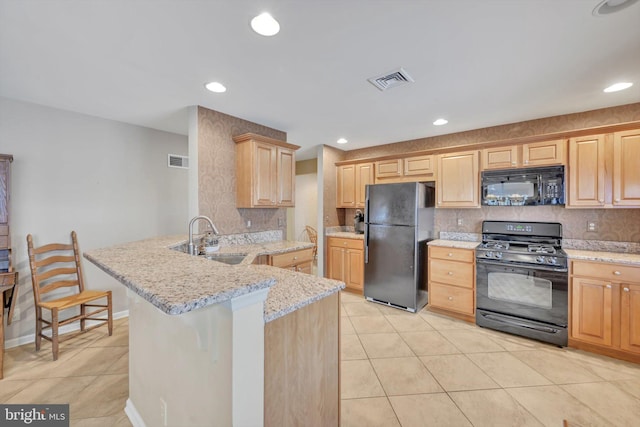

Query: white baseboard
<box><xmin>3</xmin><ymin>310</ymin><xmax>129</xmax><ymax>349</ymax></box>
<box><xmin>125</xmin><ymin>398</ymin><xmax>147</xmax><ymax>427</ymax></box>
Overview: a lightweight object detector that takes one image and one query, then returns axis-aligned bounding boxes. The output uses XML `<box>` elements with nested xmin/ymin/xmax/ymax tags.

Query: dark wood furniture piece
<box><xmin>27</xmin><ymin>231</ymin><xmax>113</xmax><ymax>360</ymax></box>
<box><xmin>1</xmin><ymin>153</ymin><xmax>17</xmax><ymax>379</ymax></box>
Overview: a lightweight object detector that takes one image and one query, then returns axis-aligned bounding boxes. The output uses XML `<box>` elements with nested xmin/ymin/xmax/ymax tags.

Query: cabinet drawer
<box><xmin>295</xmin><ymin>262</ymin><xmax>312</xmax><ymax>275</ymax></box>
<box><xmin>270</xmin><ymin>248</ymin><xmax>314</xmax><ymax>268</ymax></box>
<box><xmin>429</xmin><ymin>246</ymin><xmax>474</xmax><ymax>263</ymax></box>
<box><xmin>0</xmin><ymin>225</ymin><xmax>8</xmax><ymax>236</ymax></box>
<box><xmin>328</xmin><ymin>237</ymin><xmax>363</xmax><ymax>251</ymax></box>
<box><xmin>572</xmin><ymin>261</ymin><xmax>640</xmax><ymax>284</ymax></box>
<box><xmin>430</xmin><ymin>283</ymin><xmax>474</xmax><ymax>315</ymax></box>
<box><xmin>430</xmin><ymin>260</ymin><xmax>474</xmax><ymax>288</ymax></box>
<box><xmin>0</xmin><ymin>235</ymin><xmax>7</xmax><ymax>248</ymax></box>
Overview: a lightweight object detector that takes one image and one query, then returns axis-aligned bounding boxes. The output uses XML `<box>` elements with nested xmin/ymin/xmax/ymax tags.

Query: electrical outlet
<box><xmin>587</xmin><ymin>221</ymin><xmax>597</xmax><ymax>232</ymax></box>
<box><xmin>457</xmin><ymin>218</ymin><xmax>463</xmax><ymax>226</ymax></box>
<box><xmin>278</xmin><ymin>218</ymin><xmax>283</xmax><ymax>227</ymax></box>
<box><xmin>12</xmin><ymin>307</ymin><xmax>21</xmax><ymax>321</ymax></box>
<box><xmin>246</xmin><ymin>220</ymin><xmax>251</xmax><ymax>228</ymax></box>
<box><xmin>160</xmin><ymin>398</ymin><xmax>167</xmax><ymax>426</ymax></box>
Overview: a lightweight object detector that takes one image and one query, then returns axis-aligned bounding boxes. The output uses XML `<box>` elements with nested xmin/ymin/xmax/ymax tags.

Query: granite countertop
<box><xmin>428</xmin><ymin>239</ymin><xmax>480</xmax><ymax>250</ymax></box>
<box><xmin>565</xmin><ymin>249</ymin><xmax>640</xmax><ymax>266</ymax></box>
<box><xmin>326</xmin><ymin>231</ymin><xmax>364</xmax><ymax>240</ymax></box>
<box><xmin>84</xmin><ymin>235</ymin><xmax>344</xmax><ymax>321</ymax></box>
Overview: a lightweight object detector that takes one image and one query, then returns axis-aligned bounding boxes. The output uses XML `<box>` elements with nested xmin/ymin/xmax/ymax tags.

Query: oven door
<box><xmin>476</xmin><ymin>260</ymin><xmax>568</xmax><ymax>327</ymax></box>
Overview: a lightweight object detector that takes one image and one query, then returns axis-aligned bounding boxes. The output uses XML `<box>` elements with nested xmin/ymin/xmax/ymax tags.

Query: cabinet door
<box><xmin>345</xmin><ymin>248</ymin><xmax>364</xmax><ymax>291</ymax></box>
<box><xmin>436</xmin><ymin>151</ymin><xmax>479</xmax><ymax>208</ymax></box>
<box><xmin>481</xmin><ymin>146</ymin><xmax>518</xmax><ymax>170</ymax></box>
<box><xmin>355</xmin><ymin>163</ymin><xmax>374</xmax><ymax>208</ymax></box>
<box><xmin>613</xmin><ymin>129</ymin><xmax>640</xmax><ymax>207</ymax></box>
<box><xmin>375</xmin><ymin>159</ymin><xmax>402</xmax><ymax>179</ymax></box>
<box><xmin>568</xmin><ymin>135</ymin><xmax>606</xmax><ymax>208</ymax></box>
<box><xmin>337</xmin><ymin>165</ymin><xmax>356</xmax><ymax>208</ymax></box>
<box><xmin>404</xmin><ymin>155</ymin><xmax>434</xmax><ymax>176</ymax></box>
<box><xmin>620</xmin><ymin>283</ymin><xmax>640</xmax><ymax>355</ymax></box>
<box><xmin>277</xmin><ymin>147</ymin><xmax>295</xmax><ymax>206</ymax></box>
<box><xmin>254</xmin><ymin>142</ymin><xmax>277</xmax><ymax>206</ymax></box>
<box><xmin>327</xmin><ymin>246</ymin><xmax>345</xmax><ymax>281</ymax></box>
<box><xmin>571</xmin><ymin>277</ymin><xmax>613</xmax><ymax>347</ymax></box>
<box><xmin>522</xmin><ymin>139</ymin><xmax>566</xmax><ymax>167</ymax></box>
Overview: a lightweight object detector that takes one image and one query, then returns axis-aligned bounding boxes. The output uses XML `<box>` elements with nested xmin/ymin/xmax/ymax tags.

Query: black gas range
<box><xmin>475</xmin><ymin>221</ymin><xmax>569</xmax><ymax>347</ymax></box>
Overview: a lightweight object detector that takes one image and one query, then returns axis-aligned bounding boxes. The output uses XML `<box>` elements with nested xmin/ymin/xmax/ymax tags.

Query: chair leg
<box><xmin>51</xmin><ymin>308</ymin><xmax>59</xmax><ymax>361</ymax></box>
<box><xmin>80</xmin><ymin>304</ymin><xmax>86</xmax><ymax>332</ymax></box>
<box><xmin>35</xmin><ymin>306</ymin><xmax>42</xmax><ymax>351</ymax></box>
<box><xmin>107</xmin><ymin>292</ymin><xmax>113</xmax><ymax>336</ymax></box>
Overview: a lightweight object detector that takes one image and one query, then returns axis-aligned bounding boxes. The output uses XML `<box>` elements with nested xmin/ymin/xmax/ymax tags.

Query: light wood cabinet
<box><xmin>326</xmin><ymin>237</ymin><xmax>364</xmax><ymax>293</ymax></box>
<box><xmin>269</xmin><ymin>247</ymin><xmax>314</xmax><ymax>274</ymax></box>
<box><xmin>481</xmin><ymin>139</ymin><xmax>566</xmax><ymax>171</ymax></box>
<box><xmin>613</xmin><ymin>129</ymin><xmax>640</xmax><ymax>207</ymax></box>
<box><xmin>570</xmin><ymin>260</ymin><xmax>640</xmax><ymax>363</ymax></box>
<box><xmin>233</xmin><ymin>133</ymin><xmax>300</xmax><ymax>208</ymax></box>
<box><xmin>404</xmin><ymin>154</ymin><xmax>435</xmax><ymax>176</ymax></box>
<box><xmin>427</xmin><ymin>246</ymin><xmax>475</xmax><ymax>321</ymax></box>
<box><xmin>374</xmin><ymin>155</ymin><xmax>435</xmax><ymax>183</ymax></box>
<box><xmin>568</xmin><ymin>134</ymin><xmax>606</xmax><ymax>207</ymax></box>
<box><xmin>436</xmin><ymin>150</ymin><xmax>479</xmax><ymax>208</ymax></box>
<box><xmin>336</xmin><ymin>162</ymin><xmax>373</xmax><ymax>208</ymax></box>
<box><xmin>375</xmin><ymin>159</ymin><xmax>402</xmax><ymax>179</ymax></box>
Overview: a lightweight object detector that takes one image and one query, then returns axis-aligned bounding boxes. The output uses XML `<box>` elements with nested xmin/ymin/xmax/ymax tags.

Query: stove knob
<box><xmin>535</xmin><ymin>256</ymin><xmax>545</xmax><ymax>264</ymax></box>
<box><xmin>486</xmin><ymin>251</ymin><xmax>494</xmax><ymax>258</ymax></box>
<box><xmin>547</xmin><ymin>257</ymin><xmax>557</xmax><ymax>265</ymax></box>
<box><xmin>494</xmin><ymin>252</ymin><xmax>503</xmax><ymax>259</ymax></box>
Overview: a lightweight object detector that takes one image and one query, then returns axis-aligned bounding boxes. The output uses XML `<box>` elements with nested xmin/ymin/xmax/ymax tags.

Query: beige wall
<box><xmin>336</xmin><ymin>103</ymin><xmax>640</xmax><ymax>243</ymax></box>
<box><xmin>197</xmin><ymin>106</ymin><xmax>288</xmax><ymax>234</ymax></box>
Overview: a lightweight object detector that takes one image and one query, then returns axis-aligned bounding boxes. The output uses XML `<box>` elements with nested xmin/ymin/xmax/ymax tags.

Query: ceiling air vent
<box><xmin>367</xmin><ymin>67</ymin><xmax>415</xmax><ymax>91</ymax></box>
<box><xmin>168</xmin><ymin>154</ymin><xmax>189</xmax><ymax>169</ymax></box>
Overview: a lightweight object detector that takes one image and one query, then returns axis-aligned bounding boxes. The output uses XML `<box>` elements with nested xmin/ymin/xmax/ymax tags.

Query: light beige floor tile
<box><xmin>343</xmin><ymin>302</ymin><xmax>381</xmax><ymax>316</ymax></box>
<box><xmin>112</xmin><ymin>411</ymin><xmax>133</xmax><ymax>426</ymax></box>
<box><xmin>439</xmin><ymin>329</ymin><xmax>505</xmax><ymax>353</ymax></box>
<box><xmin>562</xmin><ymin>382</ymin><xmax>640</xmax><ymax>427</ymax></box>
<box><xmin>71</xmin><ymin>416</ymin><xmax>125</xmax><ymax>427</ymax></box>
<box><xmin>385</xmin><ymin>314</ymin><xmax>433</xmax><ymax>332</ymax></box>
<box><xmin>358</xmin><ymin>333</ymin><xmax>414</xmax><ymax>358</ymax></box>
<box><xmin>373</xmin><ymin>304</ymin><xmax>414</xmax><ymax>316</ymax></box>
<box><xmin>341</xmin><ymin>317</ymin><xmax>356</xmax><ymax>335</ymax></box>
<box><xmin>511</xmin><ymin>350</ymin><xmax>605</xmax><ymax>384</ymax></box>
<box><xmin>105</xmin><ymin>352</ymin><xmax>129</xmax><ymax>374</ymax></box>
<box><xmin>476</xmin><ymin>327</ymin><xmax>544</xmax><ymax>351</ymax></box>
<box><xmin>341</xmin><ymin>305</ymin><xmax>348</xmax><ymax>317</ymax></box>
<box><xmin>71</xmin><ymin>374</ymin><xmax>129</xmax><ymax>419</ymax></box>
<box><xmin>370</xmin><ymin>357</ymin><xmax>443</xmax><ymax>395</ymax></box>
<box><xmin>0</xmin><ymin>378</ymin><xmax>35</xmax><ymax>401</ymax></box>
<box><xmin>341</xmin><ymin>360</ymin><xmax>385</xmax><ymax>399</ymax></box>
<box><xmin>340</xmin><ymin>397</ymin><xmax>400</xmax><ymax>427</ymax></box>
<box><xmin>41</xmin><ymin>346</ymin><xmax>129</xmax><ymax>378</ymax></box>
<box><xmin>467</xmin><ymin>352</ymin><xmax>551</xmax><ymax>387</ymax></box>
<box><xmin>420</xmin><ymin>311</ymin><xmax>474</xmax><ymax>330</ymax></box>
<box><xmin>613</xmin><ymin>379</ymin><xmax>640</xmax><ymax>400</ymax></box>
<box><xmin>506</xmin><ymin>385</ymin><xmax>614</xmax><ymax>427</ymax></box>
<box><xmin>341</xmin><ymin>334</ymin><xmax>368</xmax><ymax>360</ymax></box>
<box><xmin>340</xmin><ymin>291</ymin><xmax>365</xmax><ymax>304</ymax></box>
<box><xmin>559</xmin><ymin>349</ymin><xmax>640</xmax><ymax>381</ymax></box>
<box><xmin>450</xmin><ymin>389</ymin><xmax>543</xmax><ymax>427</ymax></box>
<box><xmin>91</xmin><ymin>329</ymin><xmax>129</xmax><ymax>347</ymax></box>
<box><xmin>6</xmin><ymin>375</ymin><xmax>96</xmax><ymax>404</ymax></box>
<box><xmin>389</xmin><ymin>393</ymin><xmax>472</xmax><ymax>427</ymax></box>
<box><xmin>420</xmin><ymin>354</ymin><xmax>499</xmax><ymax>391</ymax></box>
<box><xmin>3</xmin><ymin>346</ymin><xmax>85</xmax><ymax>380</ymax></box>
<box><xmin>400</xmin><ymin>331</ymin><xmax>461</xmax><ymax>356</ymax></box>
<box><xmin>349</xmin><ymin>315</ymin><xmax>395</xmax><ymax>334</ymax></box>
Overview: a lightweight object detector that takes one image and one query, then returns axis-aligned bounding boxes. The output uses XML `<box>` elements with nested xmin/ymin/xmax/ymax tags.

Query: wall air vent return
<box><xmin>367</xmin><ymin>67</ymin><xmax>415</xmax><ymax>91</ymax></box>
<box><xmin>168</xmin><ymin>154</ymin><xmax>189</xmax><ymax>169</ymax></box>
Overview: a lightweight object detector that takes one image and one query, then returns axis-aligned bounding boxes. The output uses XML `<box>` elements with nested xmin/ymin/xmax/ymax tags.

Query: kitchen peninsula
<box><xmin>85</xmin><ymin>235</ymin><xmax>343</xmax><ymax>427</ymax></box>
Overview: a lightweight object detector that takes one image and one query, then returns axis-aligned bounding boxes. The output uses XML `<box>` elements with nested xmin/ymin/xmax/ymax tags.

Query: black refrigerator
<box><xmin>364</xmin><ymin>182</ymin><xmax>435</xmax><ymax>312</ymax></box>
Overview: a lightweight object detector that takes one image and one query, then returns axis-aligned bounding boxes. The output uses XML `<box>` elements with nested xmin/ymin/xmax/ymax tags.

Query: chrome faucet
<box><xmin>188</xmin><ymin>215</ymin><xmax>220</xmax><ymax>255</ymax></box>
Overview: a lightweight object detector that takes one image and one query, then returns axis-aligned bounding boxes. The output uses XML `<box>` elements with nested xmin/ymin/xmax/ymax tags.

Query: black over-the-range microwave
<box><xmin>481</xmin><ymin>165</ymin><xmax>565</xmax><ymax>206</ymax></box>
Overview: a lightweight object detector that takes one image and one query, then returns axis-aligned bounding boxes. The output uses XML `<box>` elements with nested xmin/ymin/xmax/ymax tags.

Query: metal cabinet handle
<box><xmin>615</xmin><ymin>198</ymin><xmax>620</xmax><ymax>202</ymax></box>
<box><xmin>448</xmin><ymin>253</ymin><xmax>453</xmax><ymax>257</ymax></box>
<box><xmin>511</xmin><ymin>161</ymin><xmax>516</xmax><ymax>165</ymax></box>
<box><xmin>623</xmin><ymin>287</ymin><xmax>630</xmax><ymax>292</ymax></box>
<box><xmin>614</xmin><ymin>271</ymin><xmax>621</xmax><ymax>276</ymax></box>
<box><xmin>293</xmin><ymin>256</ymin><xmax>298</xmax><ymax>260</ymax></box>
<box><xmin>598</xmin><ymin>199</ymin><xmax>604</xmax><ymax>203</ymax></box>
<box><xmin>448</xmin><ymin>271</ymin><xmax>454</xmax><ymax>275</ymax></box>
<box><xmin>606</xmin><ymin>284</ymin><xmax>612</xmax><ymax>289</ymax></box>
<box><xmin>448</xmin><ymin>296</ymin><xmax>453</xmax><ymax>301</ymax></box>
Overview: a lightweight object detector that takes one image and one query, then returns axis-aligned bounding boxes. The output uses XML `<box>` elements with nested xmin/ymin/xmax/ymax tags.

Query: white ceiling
<box><xmin>1</xmin><ymin>0</ymin><xmax>639</xmax><ymax>160</ymax></box>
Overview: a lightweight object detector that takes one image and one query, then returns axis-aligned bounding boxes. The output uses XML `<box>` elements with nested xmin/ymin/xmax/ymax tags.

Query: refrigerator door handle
<box><xmin>364</xmin><ymin>225</ymin><xmax>369</xmax><ymax>264</ymax></box>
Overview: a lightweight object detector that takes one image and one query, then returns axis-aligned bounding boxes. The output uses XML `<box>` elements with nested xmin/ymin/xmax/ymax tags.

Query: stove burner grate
<box><xmin>527</xmin><ymin>245</ymin><xmax>557</xmax><ymax>255</ymax></box>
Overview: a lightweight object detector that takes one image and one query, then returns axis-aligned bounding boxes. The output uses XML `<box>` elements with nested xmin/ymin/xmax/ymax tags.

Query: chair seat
<box><xmin>38</xmin><ymin>289</ymin><xmax>110</xmax><ymax>311</ymax></box>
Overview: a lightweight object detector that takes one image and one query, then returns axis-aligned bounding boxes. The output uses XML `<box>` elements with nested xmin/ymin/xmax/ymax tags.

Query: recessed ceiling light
<box><xmin>205</xmin><ymin>82</ymin><xmax>227</xmax><ymax>93</ymax></box>
<box><xmin>433</xmin><ymin>118</ymin><xmax>448</xmax><ymax>126</ymax></box>
<box><xmin>337</xmin><ymin>138</ymin><xmax>348</xmax><ymax>144</ymax></box>
<box><xmin>603</xmin><ymin>82</ymin><xmax>633</xmax><ymax>92</ymax></box>
<box><xmin>251</xmin><ymin>12</ymin><xmax>280</xmax><ymax>36</ymax></box>
<box><xmin>593</xmin><ymin>0</ymin><xmax>639</xmax><ymax>16</ymax></box>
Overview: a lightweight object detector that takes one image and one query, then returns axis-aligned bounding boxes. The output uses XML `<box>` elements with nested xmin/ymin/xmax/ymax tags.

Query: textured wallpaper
<box><xmin>197</xmin><ymin>106</ymin><xmax>288</xmax><ymax>235</ymax></box>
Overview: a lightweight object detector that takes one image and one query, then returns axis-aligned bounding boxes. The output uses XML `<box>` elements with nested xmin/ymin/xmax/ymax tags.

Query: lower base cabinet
<box><xmin>326</xmin><ymin>237</ymin><xmax>364</xmax><ymax>293</ymax></box>
<box><xmin>427</xmin><ymin>246</ymin><xmax>476</xmax><ymax>321</ymax></box>
<box><xmin>269</xmin><ymin>247</ymin><xmax>314</xmax><ymax>273</ymax></box>
<box><xmin>570</xmin><ymin>260</ymin><xmax>640</xmax><ymax>363</ymax></box>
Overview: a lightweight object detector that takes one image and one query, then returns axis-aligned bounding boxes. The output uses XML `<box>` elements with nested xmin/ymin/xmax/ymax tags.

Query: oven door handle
<box><xmin>475</xmin><ymin>258</ymin><xmax>567</xmax><ymax>273</ymax></box>
<box><xmin>479</xmin><ymin>312</ymin><xmax>566</xmax><ymax>333</ymax></box>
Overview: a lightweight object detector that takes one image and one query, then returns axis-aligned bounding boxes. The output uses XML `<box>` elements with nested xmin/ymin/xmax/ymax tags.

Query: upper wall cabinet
<box><xmin>567</xmin><ymin>129</ymin><xmax>640</xmax><ymax>208</ymax></box>
<box><xmin>481</xmin><ymin>139</ymin><xmax>566</xmax><ymax>171</ymax></box>
<box><xmin>337</xmin><ymin>162</ymin><xmax>373</xmax><ymax>208</ymax></box>
<box><xmin>234</xmin><ymin>133</ymin><xmax>300</xmax><ymax>208</ymax></box>
<box><xmin>374</xmin><ymin>154</ymin><xmax>435</xmax><ymax>183</ymax></box>
<box><xmin>436</xmin><ymin>150</ymin><xmax>479</xmax><ymax>208</ymax></box>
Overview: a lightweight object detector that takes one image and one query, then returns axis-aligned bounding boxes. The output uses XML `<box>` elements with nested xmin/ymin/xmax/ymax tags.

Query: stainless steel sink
<box><xmin>204</xmin><ymin>253</ymin><xmax>247</xmax><ymax>265</ymax></box>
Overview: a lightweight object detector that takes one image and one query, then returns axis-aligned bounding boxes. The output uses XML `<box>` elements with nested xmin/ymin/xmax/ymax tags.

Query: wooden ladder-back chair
<box><xmin>305</xmin><ymin>226</ymin><xmax>318</xmax><ymax>259</ymax></box>
<box><xmin>27</xmin><ymin>231</ymin><xmax>112</xmax><ymax>360</ymax></box>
